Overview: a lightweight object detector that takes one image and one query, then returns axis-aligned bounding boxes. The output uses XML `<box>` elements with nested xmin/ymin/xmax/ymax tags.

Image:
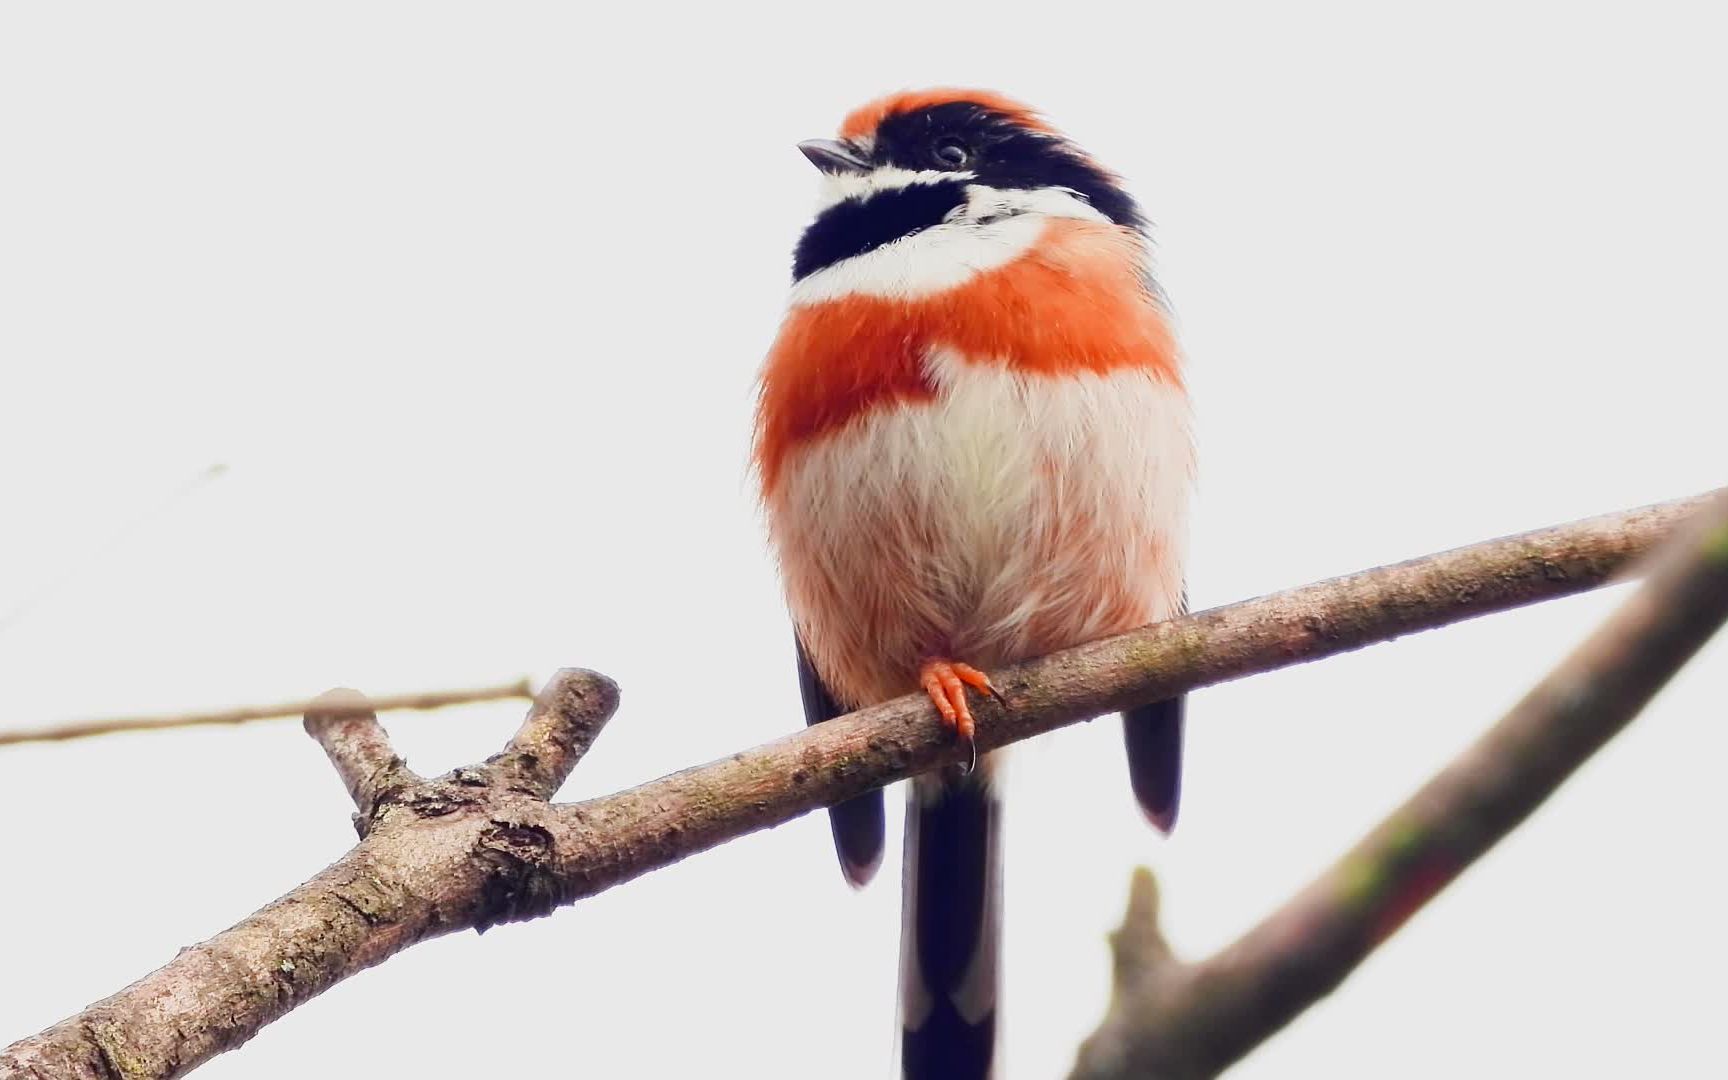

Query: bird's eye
<box><xmin>932</xmin><ymin>137</ymin><xmax>971</xmax><ymax>169</ymax></box>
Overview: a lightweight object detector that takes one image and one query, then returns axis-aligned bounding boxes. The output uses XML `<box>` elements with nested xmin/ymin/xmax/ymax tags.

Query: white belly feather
<box><xmin>775</xmin><ymin>348</ymin><xmax>1192</xmax><ymax>708</ymax></box>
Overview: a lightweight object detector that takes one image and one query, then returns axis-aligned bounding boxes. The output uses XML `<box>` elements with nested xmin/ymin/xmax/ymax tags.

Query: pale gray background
<box><xmin>2</xmin><ymin>2</ymin><xmax>1723</xmax><ymax>1076</ymax></box>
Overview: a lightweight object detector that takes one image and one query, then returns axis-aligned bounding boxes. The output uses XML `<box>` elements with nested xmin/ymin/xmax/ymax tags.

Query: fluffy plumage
<box><xmin>755</xmin><ymin>88</ymin><xmax>1193</xmax><ymax>1079</ymax></box>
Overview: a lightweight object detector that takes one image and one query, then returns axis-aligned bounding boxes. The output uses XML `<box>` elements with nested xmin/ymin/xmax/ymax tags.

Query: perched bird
<box><xmin>754</xmin><ymin>89</ymin><xmax>1192</xmax><ymax>1079</ymax></box>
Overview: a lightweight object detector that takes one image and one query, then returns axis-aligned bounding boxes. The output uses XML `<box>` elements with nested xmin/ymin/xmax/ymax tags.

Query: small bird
<box><xmin>754</xmin><ymin>89</ymin><xmax>1192</xmax><ymax>1079</ymax></box>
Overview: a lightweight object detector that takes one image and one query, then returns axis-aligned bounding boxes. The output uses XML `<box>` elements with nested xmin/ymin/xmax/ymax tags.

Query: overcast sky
<box><xmin>2</xmin><ymin>3</ymin><xmax>1724</xmax><ymax>1077</ymax></box>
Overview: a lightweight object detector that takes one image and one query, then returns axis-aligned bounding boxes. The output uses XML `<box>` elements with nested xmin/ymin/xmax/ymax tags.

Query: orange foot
<box><xmin>918</xmin><ymin>659</ymin><xmax>1002</xmax><ymax>747</ymax></box>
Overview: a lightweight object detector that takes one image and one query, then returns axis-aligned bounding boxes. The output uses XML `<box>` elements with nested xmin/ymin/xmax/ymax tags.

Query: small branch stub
<box><xmin>303</xmin><ymin>688</ymin><xmax>413</xmax><ymax>826</ymax></box>
<box><xmin>488</xmin><ymin>669</ymin><xmax>622</xmax><ymax>798</ymax></box>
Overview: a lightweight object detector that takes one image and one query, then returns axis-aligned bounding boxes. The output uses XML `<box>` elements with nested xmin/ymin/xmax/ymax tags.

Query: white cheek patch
<box><xmin>811</xmin><ymin>166</ymin><xmax>975</xmax><ymax>215</ymax></box>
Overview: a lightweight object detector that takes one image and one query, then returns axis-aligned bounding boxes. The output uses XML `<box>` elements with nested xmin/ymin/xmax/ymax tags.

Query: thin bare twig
<box><xmin>0</xmin><ymin>491</ymin><xmax>1716</xmax><ymax>1079</ymax></box>
<box><xmin>0</xmin><ymin>678</ymin><xmax>536</xmax><ymax>748</ymax></box>
<box><xmin>1069</xmin><ymin>490</ymin><xmax>1728</xmax><ymax>1080</ymax></box>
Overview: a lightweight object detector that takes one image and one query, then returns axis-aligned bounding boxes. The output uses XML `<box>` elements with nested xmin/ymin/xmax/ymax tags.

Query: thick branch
<box><xmin>0</xmin><ymin>678</ymin><xmax>535</xmax><ymax>748</ymax></box>
<box><xmin>1069</xmin><ymin>490</ymin><xmax>1728</xmax><ymax>1080</ymax></box>
<box><xmin>0</xmin><ymin>491</ymin><xmax>1715</xmax><ymax>1079</ymax></box>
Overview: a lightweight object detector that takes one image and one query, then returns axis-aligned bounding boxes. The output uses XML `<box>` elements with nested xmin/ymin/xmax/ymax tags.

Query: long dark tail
<box><xmin>900</xmin><ymin>766</ymin><xmax>1001</xmax><ymax>1079</ymax></box>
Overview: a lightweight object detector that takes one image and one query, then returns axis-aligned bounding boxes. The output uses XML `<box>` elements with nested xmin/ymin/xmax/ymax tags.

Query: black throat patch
<box><xmin>792</xmin><ymin>179</ymin><xmax>970</xmax><ymax>282</ymax></box>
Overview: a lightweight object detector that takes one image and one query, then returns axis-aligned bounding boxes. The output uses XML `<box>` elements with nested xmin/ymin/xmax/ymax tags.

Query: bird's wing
<box><xmin>796</xmin><ymin>637</ymin><xmax>886</xmax><ymax>886</ymax></box>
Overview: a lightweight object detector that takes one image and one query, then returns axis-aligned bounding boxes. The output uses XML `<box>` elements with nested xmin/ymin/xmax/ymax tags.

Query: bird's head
<box><xmin>791</xmin><ymin>89</ymin><xmax>1144</xmax><ymax>287</ymax></box>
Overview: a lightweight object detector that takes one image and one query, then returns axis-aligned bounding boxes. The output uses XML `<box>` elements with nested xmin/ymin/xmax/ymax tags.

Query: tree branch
<box><xmin>1069</xmin><ymin>489</ymin><xmax>1728</xmax><ymax>1080</ymax></box>
<box><xmin>0</xmin><ymin>491</ymin><xmax>1715</xmax><ymax>1079</ymax></box>
<box><xmin>0</xmin><ymin>678</ymin><xmax>536</xmax><ymax>748</ymax></box>
<box><xmin>0</xmin><ymin>669</ymin><xmax>622</xmax><ymax>1080</ymax></box>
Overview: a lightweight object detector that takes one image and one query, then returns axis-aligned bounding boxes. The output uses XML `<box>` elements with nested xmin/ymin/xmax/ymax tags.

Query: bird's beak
<box><xmin>798</xmin><ymin>139</ymin><xmax>872</xmax><ymax>175</ymax></box>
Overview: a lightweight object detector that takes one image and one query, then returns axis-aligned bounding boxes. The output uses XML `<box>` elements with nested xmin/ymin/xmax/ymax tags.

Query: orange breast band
<box><xmin>754</xmin><ymin>219</ymin><xmax>1179</xmax><ymax>494</ymax></box>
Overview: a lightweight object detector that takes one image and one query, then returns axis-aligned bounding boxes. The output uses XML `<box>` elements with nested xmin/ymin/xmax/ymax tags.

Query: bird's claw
<box><xmin>918</xmin><ymin>659</ymin><xmax>1004</xmax><ymax>773</ymax></box>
